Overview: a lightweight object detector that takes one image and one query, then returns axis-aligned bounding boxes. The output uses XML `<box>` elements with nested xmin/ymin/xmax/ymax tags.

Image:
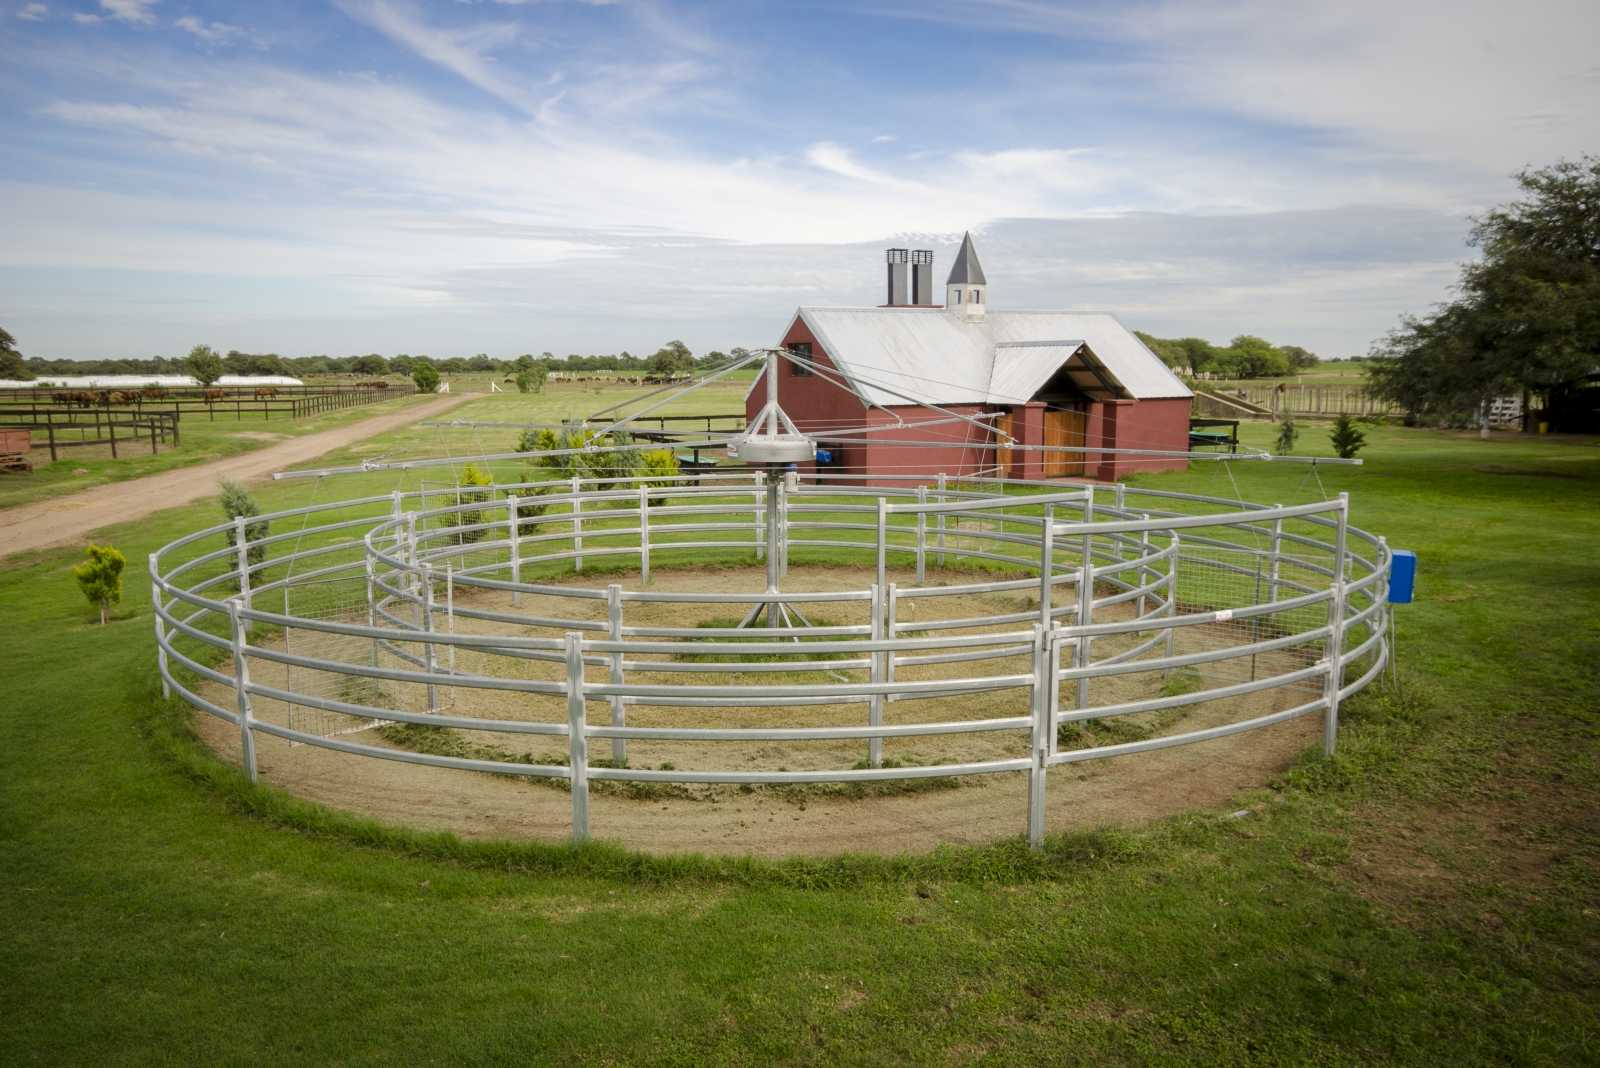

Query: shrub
<box><xmin>639</xmin><ymin>448</ymin><xmax>680</xmax><ymax>499</ymax></box>
<box><xmin>73</xmin><ymin>544</ymin><xmax>125</xmax><ymax>625</ymax></box>
<box><xmin>514</xmin><ymin>367</ymin><xmax>547</xmax><ymax>394</ymax></box>
<box><xmin>220</xmin><ymin>479</ymin><xmax>269</xmax><ymax>579</ymax></box>
<box><xmin>412</xmin><ymin>362</ymin><xmax>440</xmax><ymax>393</ymax></box>
<box><xmin>456</xmin><ymin>463</ymin><xmax>493</xmax><ymax>544</ymax></box>
<box><xmin>1329</xmin><ymin>414</ymin><xmax>1367</xmax><ymax>459</ymax></box>
<box><xmin>1273</xmin><ymin>417</ymin><xmax>1299</xmax><ymax>455</ymax></box>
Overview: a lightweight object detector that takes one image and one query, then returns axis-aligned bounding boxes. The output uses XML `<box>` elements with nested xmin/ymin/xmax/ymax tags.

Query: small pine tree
<box><xmin>220</xmin><ymin>479</ymin><xmax>269</xmax><ymax>577</ymax></box>
<box><xmin>412</xmin><ymin>362</ymin><xmax>440</xmax><ymax>393</ymax></box>
<box><xmin>456</xmin><ymin>463</ymin><xmax>493</xmax><ymax>543</ymax></box>
<box><xmin>1329</xmin><ymin>414</ymin><xmax>1367</xmax><ymax>459</ymax></box>
<box><xmin>73</xmin><ymin>544</ymin><xmax>126</xmax><ymax>625</ymax></box>
<box><xmin>1273</xmin><ymin>417</ymin><xmax>1299</xmax><ymax>455</ymax></box>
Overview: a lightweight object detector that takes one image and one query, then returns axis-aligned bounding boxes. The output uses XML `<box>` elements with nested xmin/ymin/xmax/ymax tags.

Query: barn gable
<box><xmin>790</xmin><ymin>306</ymin><xmax>1189</xmax><ymax>410</ymax></box>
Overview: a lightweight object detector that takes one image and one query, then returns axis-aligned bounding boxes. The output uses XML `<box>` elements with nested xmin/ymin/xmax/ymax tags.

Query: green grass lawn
<box><xmin>2</xmin><ymin>393</ymin><xmax>1597</xmax><ymax>1065</ymax></box>
<box><xmin>0</xmin><ymin>392</ymin><xmax>439</xmax><ymax>510</ymax></box>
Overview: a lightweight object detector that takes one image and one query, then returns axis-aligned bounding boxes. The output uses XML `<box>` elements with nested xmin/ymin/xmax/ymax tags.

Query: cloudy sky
<box><xmin>3</xmin><ymin>0</ymin><xmax>1597</xmax><ymax>361</ymax></box>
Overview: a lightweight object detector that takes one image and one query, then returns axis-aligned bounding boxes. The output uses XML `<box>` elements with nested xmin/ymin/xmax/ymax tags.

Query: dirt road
<box><xmin>0</xmin><ymin>393</ymin><xmax>469</xmax><ymax>560</ymax></box>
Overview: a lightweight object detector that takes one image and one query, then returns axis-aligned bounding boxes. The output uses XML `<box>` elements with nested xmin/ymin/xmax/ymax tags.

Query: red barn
<box><xmin>747</xmin><ymin>233</ymin><xmax>1193</xmax><ymax>483</ymax></box>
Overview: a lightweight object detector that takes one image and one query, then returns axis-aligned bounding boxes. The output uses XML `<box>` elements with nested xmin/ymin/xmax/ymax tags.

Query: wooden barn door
<box><xmin>1043</xmin><ymin>408</ymin><xmax>1087</xmax><ymax>478</ymax></box>
<box><xmin>994</xmin><ymin>412</ymin><xmax>1015</xmax><ymax>476</ymax></box>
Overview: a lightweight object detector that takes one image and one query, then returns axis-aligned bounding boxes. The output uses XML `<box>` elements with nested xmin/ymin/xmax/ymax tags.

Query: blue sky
<box><xmin>3</xmin><ymin>0</ymin><xmax>1597</xmax><ymax>361</ymax></box>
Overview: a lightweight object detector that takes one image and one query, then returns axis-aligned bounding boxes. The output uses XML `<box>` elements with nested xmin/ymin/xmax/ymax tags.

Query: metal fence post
<box><xmin>405</xmin><ymin>513</ymin><xmax>421</xmax><ymax>629</ymax></box>
<box><xmin>445</xmin><ymin>564</ymin><xmax>456</xmax><ymax>709</ymax></box>
<box><xmin>150</xmin><ymin>554</ymin><xmax>171</xmax><ymax>699</ymax></box>
<box><xmin>565</xmin><ymin>633</ymin><xmax>590</xmax><ymax>841</ymax></box>
<box><xmin>227</xmin><ymin>598</ymin><xmax>258</xmax><ymax>783</ymax></box>
<box><xmin>875</xmin><ymin>497</ymin><xmax>888</xmax><ymax>593</ymax></box>
<box><xmin>1028</xmin><ymin>624</ymin><xmax>1048</xmax><ymax>849</ymax></box>
<box><xmin>915</xmin><ymin>485</ymin><xmax>927</xmax><ymax>584</ymax></box>
<box><xmin>571</xmin><ymin>476</ymin><xmax>584</xmax><ymax>572</ymax></box>
<box><xmin>507</xmin><ymin>494</ymin><xmax>522</xmax><ymax>606</ymax></box>
<box><xmin>639</xmin><ymin>486</ymin><xmax>651</xmax><ymax>583</ymax></box>
<box><xmin>754</xmin><ymin>475</ymin><xmax>765</xmax><ymax>562</ymax></box>
<box><xmin>607</xmin><ymin>584</ymin><xmax>626</xmax><ymax>766</ymax></box>
<box><xmin>232</xmin><ymin>514</ymin><xmax>252</xmax><ymax>622</ymax></box>
<box><xmin>869</xmin><ymin>582</ymin><xmax>884</xmax><ymax>768</ymax></box>
<box><xmin>1268</xmin><ymin>505</ymin><xmax>1284</xmax><ymax>605</ymax></box>
<box><xmin>1039</xmin><ymin>504</ymin><xmax>1055</xmax><ymax>628</ymax></box>
<box><xmin>935</xmin><ymin>472</ymin><xmax>947</xmax><ymax>568</ymax></box>
<box><xmin>1076</xmin><ymin>526</ymin><xmax>1095</xmax><ymax>712</ymax></box>
<box><xmin>1137</xmin><ymin>519</ymin><xmax>1151</xmax><ymax>619</ymax></box>
<box><xmin>421</xmin><ymin>563</ymin><xmax>439</xmax><ymax>713</ymax></box>
<box><xmin>1165</xmin><ymin>532</ymin><xmax>1180</xmax><ymax>660</ymax></box>
<box><xmin>1323</xmin><ymin>494</ymin><xmax>1350</xmax><ymax>756</ymax></box>
<box><xmin>364</xmin><ymin>553</ymin><xmax>379</xmax><ymax>670</ymax></box>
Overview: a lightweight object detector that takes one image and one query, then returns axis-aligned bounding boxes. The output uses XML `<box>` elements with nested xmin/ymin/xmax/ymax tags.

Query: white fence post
<box><xmin>607</xmin><ymin>583</ymin><xmax>625</xmax><ymax>766</ymax></box>
<box><xmin>1028</xmin><ymin>623</ymin><xmax>1049</xmax><ymax>849</ymax></box>
<box><xmin>935</xmin><ymin>472</ymin><xmax>947</xmax><ymax>568</ymax></box>
<box><xmin>507</xmin><ymin>494</ymin><xmax>522</xmax><ymax>606</ymax></box>
<box><xmin>565</xmin><ymin>632</ymin><xmax>590</xmax><ymax>840</ymax></box>
<box><xmin>1323</xmin><ymin>494</ymin><xmax>1350</xmax><ymax>756</ymax></box>
<box><xmin>639</xmin><ymin>486</ymin><xmax>651</xmax><ymax>584</ymax></box>
<box><xmin>571</xmin><ymin>477</ymin><xmax>584</xmax><ymax>573</ymax></box>
<box><xmin>227</xmin><ymin>598</ymin><xmax>258</xmax><ymax>783</ymax></box>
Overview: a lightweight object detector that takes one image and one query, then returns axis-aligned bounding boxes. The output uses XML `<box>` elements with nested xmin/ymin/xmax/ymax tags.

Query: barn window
<box><xmin>789</xmin><ymin>341</ymin><xmax>813</xmax><ymax>376</ymax></box>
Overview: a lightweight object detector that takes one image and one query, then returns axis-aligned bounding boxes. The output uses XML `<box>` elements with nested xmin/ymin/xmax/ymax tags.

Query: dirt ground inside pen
<box><xmin>196</xmin><ymin>563</ymin><xmax>1321</xmax><ymax>857</ymax></box>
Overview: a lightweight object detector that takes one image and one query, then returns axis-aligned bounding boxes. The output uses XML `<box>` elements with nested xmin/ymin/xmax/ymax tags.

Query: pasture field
<box><xmin>0</xmin><ymin>391</ymin><xmax>436</xmax><ymax>511</ymax></box>
<box><xmin>2</xmin><ymin>386</ymin><xmax>1597</xmax><ymax>1065</ymax></box>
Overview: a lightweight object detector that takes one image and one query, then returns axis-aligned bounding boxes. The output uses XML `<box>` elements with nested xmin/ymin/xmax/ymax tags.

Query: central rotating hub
<box><xmin>728</xmin><ymin>348</ymin><xmax>817</xmax><ymax>631</ymax></box>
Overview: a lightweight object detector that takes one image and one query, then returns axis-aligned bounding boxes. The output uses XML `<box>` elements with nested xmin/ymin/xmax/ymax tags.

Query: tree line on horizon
<box><xmin>1134</xmin><ymin>331</ymin><xmax>1321</xmax><ymax>379</ymax></box>
<box><xmin>0</xmin><ymin>337</ymin><xmax>730</xmax><ymax>382</ymax></box>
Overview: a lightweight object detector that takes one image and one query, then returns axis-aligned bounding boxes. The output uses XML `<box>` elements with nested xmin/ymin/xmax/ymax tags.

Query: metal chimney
<box><xmin>885</xmin><ymin>248</ymin><xmax>909</xmax><ymax>306</ymax></box>
<box><xmin>911</xmin><ymin>249</ymin><xmax>934</xmax><ymax>305</ymax></box>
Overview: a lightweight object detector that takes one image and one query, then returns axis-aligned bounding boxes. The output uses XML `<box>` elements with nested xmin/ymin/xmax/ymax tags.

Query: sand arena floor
<box><xmin>198</xmin><ymin>563</ymin><xmax>1321</xmax><ymax>856</ymax></box>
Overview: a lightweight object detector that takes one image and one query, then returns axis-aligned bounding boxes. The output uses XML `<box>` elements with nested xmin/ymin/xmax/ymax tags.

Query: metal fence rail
<box><xmin>151</xmin><ymin>474</ymin><xmax>1391</xmax><ymax>850</ymax></box>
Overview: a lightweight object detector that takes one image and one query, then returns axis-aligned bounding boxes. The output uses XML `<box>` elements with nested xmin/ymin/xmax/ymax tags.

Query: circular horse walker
<box><xmin>150</xmin><ymin>468</ymin><xmax>1393</xmax><ymax>851</ymax></box>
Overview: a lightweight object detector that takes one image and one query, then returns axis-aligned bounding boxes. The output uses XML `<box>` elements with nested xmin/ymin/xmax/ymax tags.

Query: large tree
<box><xmin>187</xmin><ymin>344</ymin><xmax>224</xmax><ymax>387</ymax></box>
<box><xmin>0</xmin><ymin>327</ymin><xmax>32</xmax><ymax>380</ymax></box>
<box><xmin>649</xmin><ymin>340</ymin><xmax>694</xmax><ymax>376</ymax></box>
<box><xmin>1368</xmin><ymin>156</ymin><xmax>1600</xmax><ymax>422</ymax></box>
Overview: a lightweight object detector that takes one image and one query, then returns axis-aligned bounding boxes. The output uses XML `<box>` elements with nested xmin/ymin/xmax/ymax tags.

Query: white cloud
<box><xmin>871</xmin><ymin>134</ymin><xmax>896</xmax><ymax>144</ymax></box>
<box><xmin>98</xmin><ymin>0</ymin><xmax>155</xmax><ymax>24</ymax></box>
<box><xmin>174</xmin><ymin>14</ymin><xmax>243</xmax><ymax>44</ymax></box>
<box><xmin>17</xmin><ymin>3</ymin><xmax>47</xmax><ymax>20</ymax></box>
<box><xmin>335</xmin><ymin>0</ymin><xmax>537</xmax><ymax>114</ymax></box>
<box><xmin>71</xmin><ymin>11</ymin><xmax>98</xmax><ymax>22</ymax></box>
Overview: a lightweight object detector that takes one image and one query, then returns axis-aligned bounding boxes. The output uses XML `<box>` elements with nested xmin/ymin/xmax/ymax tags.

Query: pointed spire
<box><xmin>945</xmin><ymin>231</ymin><xmax>987</xmax><ymax>286</ymax></box>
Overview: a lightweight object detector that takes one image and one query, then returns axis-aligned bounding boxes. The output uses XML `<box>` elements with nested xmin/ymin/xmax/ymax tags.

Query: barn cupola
<box><xmin>944</xmin><ymin>231</ymin><xmax>987</xmax><ymax>320</ymax></box>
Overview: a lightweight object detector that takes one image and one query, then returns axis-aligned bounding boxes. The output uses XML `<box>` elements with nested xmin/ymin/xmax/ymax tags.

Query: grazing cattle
<box><xmin>202</xmin><ymin>388</ymin><xmax>227</xmax><ymax>402</ymax></box>
<box><xmin>51</xmin><ymin>391</ymin><xmax>74</xmax><ymax>406</ymax></box>
<box><xmin>254</xmin><ymin>387</ymin><xmax>278</xmax><ymax>399</ymax></box>
<box><xmin>141</xmin><ymin>387</ymin><xmax>168</xmax><ymax>400</ymax></box>
<box><xmin>69</xmin><ymin>391</ymin><xmax>97</xmax><ymax>409</ymax></box>
<box><xmin>106</xmin><ymin>391</ymin><xmax>132</xmax><ymax>406</ymax></box>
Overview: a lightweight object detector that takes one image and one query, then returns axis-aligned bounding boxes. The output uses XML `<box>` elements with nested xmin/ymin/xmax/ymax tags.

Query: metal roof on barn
<box><xmin>789</xmin><ymin>307</ymin><xmax>1192</xmax><ymax>408</ymax></box>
